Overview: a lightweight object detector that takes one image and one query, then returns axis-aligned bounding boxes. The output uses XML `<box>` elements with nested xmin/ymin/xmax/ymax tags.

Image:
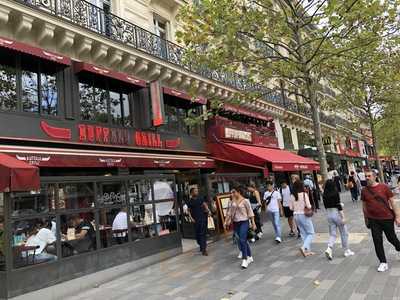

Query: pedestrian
<box><xmin>362</xmin><ymin>170</ymin><xmax>400</xmax><ymax>272</ymax></box>
<box><xmin>348</xmin><ymin>171</ymin><xmax>360</xmax><ymax>202</ymax></box>
<box><xmin>247</xmin><ymin>183</ymin><xmax>263</xmax><ymax>241</ymax></box>
<box><xmin>289</xmin><ymin>180</ymin><xmax>315</xmax><ymax>257</ymax></box>
<box><xmin>280</xmin><ymin>181</ymin><xmax>296</xmax><ymax>237</ymax></box>
<box><xmin>224</xmin><ymin>185</ymin><xmax>256</xmax><ymax>269</ymax></box>
<box><xmin>357</xmin><ymin>169</ymin><xmax>367</xmax><ymax>187</ymax></box>
<box><xmin>263</xmin><ymin>181</ymin><xmax>283</xmax><ymax>243</ymax></box>
<box><xmin>187</xmin><ymin>187</ymin><xmax>209</xmax><ymax>256</ymax></box>
<box><xmin>323</xmin><ymin>179</ymin><xmax>355</xmax><ymax>260</ymax></box>
<box><xmin>333</xmin><ymin>170</ymin><xmax>342</xmax><ymax>193</ymax></box>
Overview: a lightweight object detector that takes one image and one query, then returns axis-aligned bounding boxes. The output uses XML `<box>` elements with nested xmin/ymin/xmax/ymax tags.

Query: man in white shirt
<box><xmin>112</xmin><ymin>207</ymin><xmax>128</xmax><ymax>244</ymax></box>
<box><xmin>280</xmin><ymin>181</ymin><xmax>296</xmax><ymax>236</ymax></box>
<box><xmin>263</xmin><ymin>182</ymin><xmax>283</xmax><ymax>243</ymax></box>
<box><xmin>25</xmin><ymin>222</ymin><xmax>57</xmax><ymax>263</ymax></box>
<box><xmin>357</xmin><ymin>169</ymin><xmax>367</xmax><ymax>187</ymax></box>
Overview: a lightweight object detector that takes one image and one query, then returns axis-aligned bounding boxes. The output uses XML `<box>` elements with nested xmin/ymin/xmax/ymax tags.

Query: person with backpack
<box><xmin>280</xmin><ymin>181</ymin><xmax>296</xmax><ymax>237</ymax></box>
<box><xmin>323</xmin><ymin>179</ymin><xmax>355</xmax><ymax>260</ymax></box>
<box><xmin>247</xmin><ymin>183</ymin><xmax>263</xmax><ymax>241</ymax></box>
<box><xmin>289</xmin><ymin>180</ymin><xmax>315</xmax><ymax>257</ymax></box>
<box><xmin>263</xmin><ymin>181</ymin><xmax>283</xmax><ymax>243</ymax></box>
<box><xmin>362</xmin><ymin>170</ymin><xmax>400</xmax><ymax>272</ymax></box>
<box><xmin>224</xmin><ymin>185</ymin><xmax>256</xmax><ymax>269</ymax></box>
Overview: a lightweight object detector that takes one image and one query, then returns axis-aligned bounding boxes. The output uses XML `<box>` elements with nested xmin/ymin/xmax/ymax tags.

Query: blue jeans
<box><xmin>234</xmin><ymin>221</ymin><xmax>252</xmax><ymax>259</ymax></box>
<box><xmin>294</xmin><ymin>214</ymin><xmax>314</xmax><ymax>251</ymax></box>
<box><xmin>326</xmin><ymin>208</ymin><xmax>349</xmax><ymax>250</ymax></box>
<box><xmin>268</xmin><ymin>210</ymin><xmax>281</xmax><ymax>239</ymax></box>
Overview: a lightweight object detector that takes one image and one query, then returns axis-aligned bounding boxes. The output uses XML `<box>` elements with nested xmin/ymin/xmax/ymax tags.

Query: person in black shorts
<box><xmin>280</xmin><ymin>181</ymin><xmax>296</xmax><ymax>237</ymax></box>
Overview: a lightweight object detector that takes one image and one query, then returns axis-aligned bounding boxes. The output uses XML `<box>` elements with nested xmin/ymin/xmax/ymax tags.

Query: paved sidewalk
<box><xmin>67</xmin><ymin>192</ymin><xmax>400</xmax><ymax>300</ymax></box>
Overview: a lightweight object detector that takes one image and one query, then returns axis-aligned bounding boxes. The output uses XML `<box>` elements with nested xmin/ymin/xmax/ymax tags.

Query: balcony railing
<box><xmin>16</xmin><ymin>0</ymin><xmax>336</xmax><ymax>128</ymax></box>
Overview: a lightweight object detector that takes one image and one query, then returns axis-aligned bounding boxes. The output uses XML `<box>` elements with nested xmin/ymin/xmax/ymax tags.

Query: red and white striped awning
<box><xmin>0</xmin><ymin>145</ymin><xmax>215</xmax><ymax>169</ymax></box>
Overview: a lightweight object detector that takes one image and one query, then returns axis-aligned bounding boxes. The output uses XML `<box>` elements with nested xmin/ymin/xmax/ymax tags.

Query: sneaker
<box><xmin>344</xmin><ymin>249</ymin><xmax>355</xmax><ymax>257</ymax></box>
<box><xmin>247</xmin><ymin>256</ymin><xmax>254</xmax><ymax>264</ymax></box>
<box><xmin>241</xmin><ymin>259</ymin><xmax>249</xmax><ymax>269</ymax></box>
<box><xmin>377</xmin><ymin>263</ymin><xmax>389</xmax><ymax>272</ymax></box>
<box><xmin>257</xmin><ymin>232</ymin><xmax>263</xmax><ymax>239</ymax></box>
<box><xmin>275</xmin><ymin>237</ymin><xmax>282</xmax><ymax>244</ymax></box>
<box><xmin>325</xmin><ymin>247</ymin><xmax>333</xmax><ymax>260</ymax></box>
<box><xmin>237</xmin><ymin>252</ymin><xmax>243</xmax><ymax>259</ymax></box>
<box><xmin>250</xmin><ymin>238</ymin><xmax>256</xmax><ymax>243</ymax></box>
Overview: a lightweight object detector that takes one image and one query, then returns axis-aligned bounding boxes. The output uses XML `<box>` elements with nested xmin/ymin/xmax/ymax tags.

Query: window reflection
<box><xmin>110</xmin><ymin>91</ymin><xmax>122</xmax><ymax>125</ymax></box>
<box><xmin>79</xmin><ymin>82</ymin><xmax>94</xmax><ymax>121</ymax></box>
<box><xmin>58</xmin><ymin>183</ymin><xmax>95</xmax><ymax>210</ymax></box>
<box><xmin>122</xmin><ymin>94</ymin><xmax>131</xmax><ymax>127</ymax></box>
<box><xmin>0</xmin><ymin>63</ymin><xmax>17</xmax><ymax>111</ymax></box>
<box><xmin>40</xmin><ymin>73</ymin><xmax>58</xmax><ymax>115</ymax></box>
<box><xmin>11</xmin><ymin>189</ymin><xmax>52</xmax><ymax>217</ymax></box>
<box><xmin>130</xmin><ymin>204</ymin><xmax>156</xmax><ymax>240</ymax></box>
<box><xmin>128</xmin><ymin>179</ymin><xmax>152</xmax><ymax>204</ymax></box>
<box><xmin>97</xmin><ymin>182</ymin><xmax>126</xmax><ymax>206</ymax></box>
<box><xmin>150</xmin><ymin>179</ymin><xmax>175</xmax><ymax>201</ymax></box>
<box><xmin>155</xmin><ymin>201</ymin><xmax>176</xmax><ymax>236</ymax></box>
<box><xmin>61</xmin><ymin>213</ymin><xmax>96</xmax><ymax>257</ymax></box>
<box><xmin>12</xmin><ymin>218</ymin><xmax>57</xmax><ymax>268</ymax></box>
<box><xmin>94</xmin><ymin>87</ymin><xmax>108</xmax><ymax>123</ymax></box>
<box><xmin>21</xmin><ymin>70</ymin><xmax>39</xmax><ymax>113</ymax></box>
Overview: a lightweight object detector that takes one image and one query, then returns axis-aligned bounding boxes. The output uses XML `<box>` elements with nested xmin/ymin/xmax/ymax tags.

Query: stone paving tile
<box><xmin>64</xmin><ymin>192</ymin><xmax>400</xmax><ymax>300</ymax></box>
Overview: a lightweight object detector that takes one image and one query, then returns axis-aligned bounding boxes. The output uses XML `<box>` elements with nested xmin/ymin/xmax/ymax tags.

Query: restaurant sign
<box><xmin>224</xmin><ymin>127</ymin><xmax>252</xmax><ymax>142</ymax></box>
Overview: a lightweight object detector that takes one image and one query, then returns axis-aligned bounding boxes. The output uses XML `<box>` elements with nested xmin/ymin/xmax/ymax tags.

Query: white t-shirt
<box><xmin>358</xmin><ymin>172</ymin><xmax>366</xmax><ymax>181</ymax></box>
<box><xmin>264</xmin><ymin>190</ymin><xmax>282</xmax><ymax>212</ymax></box>
<box><xmin>25</xmin><ymin>228</ymin><xmax>56</xmax><ymax>255</ymax></box>
<box><xmin>112</xmin><ymin>211</ymin><xmax>128</xmax><ymax>237</ymax></box>
<box><xmin>280</xmin><ymin>186</ymin><xmax>292</xmax><ymax>207</ymax></box>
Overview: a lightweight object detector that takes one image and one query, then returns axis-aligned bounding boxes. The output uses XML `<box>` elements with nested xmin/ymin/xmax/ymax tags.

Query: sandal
<box><xmin>299</xmin><ymin>247</ymin><xmax>306</xmax><ymax>257</ymax></box>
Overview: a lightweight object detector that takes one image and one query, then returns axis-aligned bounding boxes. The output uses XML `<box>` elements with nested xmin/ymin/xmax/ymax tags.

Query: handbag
<box><xmin>303</xmin><ymin>193</ymin><xmax>314</xmax><ymax>217</ymax></box>
<box><xmin>207</xmin><ymin>216</ymin><xmax>215</xmax><ymax>230</ymax></box>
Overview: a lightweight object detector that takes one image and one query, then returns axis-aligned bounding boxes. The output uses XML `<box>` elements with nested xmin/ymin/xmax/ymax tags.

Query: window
<box><xmin>79</xmin><ymin>76</ymin><xmax>133</xmax><ymax>126</ymax></box>
<box><xmin>130</xmin><ymin>204</ymin><xmax>156</xmax><ymax>240</ymax></box>
<box><xmin>97</xmin><ymin>182</ymin><xmax>126</xmax><ymax>206</ymax></box>
<box><xmin>153</xmin><ymin>15</ymin><xmax>169</xmax><ymax>58</ymax></box>
<box><xmin>161</xmin><ymin>96</ymin><xmax>203</xmax><ymax>135</ymax></box>
<box><xmin>10</xmin><ymin>187</ymin><xmax>56</xmax><ymax>217</ymax></box>
<box><xmin>58</xmin><ymin>183</ymin><xmax>95</xmax><ymax>210</ymax></box>
<box><xmin>282</xmin><ymin>127</ymin><xmax>294</xmax><ymax>150</ymax></box>
<box><xmin>0</xmin><ymin>49</ymin><xmax>61</xmax><ymax>115</ymax></box>
<box><xmin>99</xmin><ymin>207</ymin><xmax>128</xmax><ymax>248</ymax></box>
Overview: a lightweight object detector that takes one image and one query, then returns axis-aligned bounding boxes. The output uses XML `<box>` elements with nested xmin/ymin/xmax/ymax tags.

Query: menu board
<box><xmin>215</xmin><ymin>193</ymin><xmax>232</xmax><ymax>233</ymax></box>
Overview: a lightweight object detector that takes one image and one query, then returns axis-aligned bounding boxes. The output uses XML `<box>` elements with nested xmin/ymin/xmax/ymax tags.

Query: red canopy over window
<box><xmin>209</xmin><ymin>142</ymin><xmax>320</xmax><ymax>172</ymax></box>
<box><xmin>0</xmin><ymin>153</ymin><xmax>40</xmax><ymax>192</ymax></box>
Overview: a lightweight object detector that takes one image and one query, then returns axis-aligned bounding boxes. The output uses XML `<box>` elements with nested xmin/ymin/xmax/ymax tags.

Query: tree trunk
<box><xmin>370</xmin><ymin>120</ymin><xmax>385</xmax><ymax>183</ymax></box>
<box><xmin>307</xmin><ymin>81</ymin><xmax>329</xmax><ymax>181</ymax></box>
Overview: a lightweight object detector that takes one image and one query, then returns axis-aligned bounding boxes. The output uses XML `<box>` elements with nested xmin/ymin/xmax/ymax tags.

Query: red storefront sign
<box><xmin>134</xmin><ymin>131</ymin><xmax>181</xmax><ymax>149</ymax></box>
<box><xmin>78</xmin><ymin>124</ymin><xmax>129</xmax><ymax>145</ymax></box>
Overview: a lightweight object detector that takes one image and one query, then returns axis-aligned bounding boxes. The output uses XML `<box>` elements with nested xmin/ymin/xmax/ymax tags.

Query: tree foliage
<box><xmin>177</xmin><ymin>0</ymin><xmax>398</xmax><ymax>179</ymax></box>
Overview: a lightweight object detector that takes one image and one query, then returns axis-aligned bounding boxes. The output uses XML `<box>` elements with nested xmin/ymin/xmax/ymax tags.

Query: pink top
<box><xmin>227</xmin><ymin>198</ymin><xmax>254</xmax><ymax>222</ymax></box>
<box><xmin>289</xmin><ymin>192</ymin><xmax>312</xmax><ymax>215</ymax></box>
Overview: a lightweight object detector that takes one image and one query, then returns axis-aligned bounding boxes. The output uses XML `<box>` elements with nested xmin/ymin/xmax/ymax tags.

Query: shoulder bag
<box><xmin>303</xmin><ymin>193</ymin><xmax>314</xmax><ymax>217</ymax></box>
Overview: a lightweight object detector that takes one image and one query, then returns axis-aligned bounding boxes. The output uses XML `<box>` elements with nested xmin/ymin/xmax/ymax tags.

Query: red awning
<box><xmin>209</xmin><ymin>142</ymin><xmax>320</xmax><ymax>172</ymax></box>
<box><xmin>162</xmin><ymin>87</ymin><xmax>207</xmax><ymax>105</ymax></box>
<box><xmin>223</xmin><ymin>104</ymin><xmax>273</xmax><ymax>122</ymax></box>
<box><xmin>0</xmin><ymin>153</ymin><xmax>40</xmax><ymax>192</ymax></box>
<box><xmin>0</xmin><ymin>145</ymin><xmax>214</xmax><ymax>169</ymax></box>
<box><xmin>0</xmin><ymin>36</ymin><xmax>71</xmax><ymax>65</ymax></box>
<box><xmin>74</xmin><ymin>61</ymin><xmax>147</xmax><ymax>87</ymax></box>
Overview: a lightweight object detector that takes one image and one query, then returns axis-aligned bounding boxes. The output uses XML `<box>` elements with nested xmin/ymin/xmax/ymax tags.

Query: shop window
<box><xmin>58</xmin><ymin>183</ymin><xmax>95</xmax><ymax>210</ymax></box>
<box><xmin>99</xmin><ymin>207</ymin><xmax>128</xmax><ymax>248</ymax></box>
<box><xmin>154</xmin><ymin>201</ymin><xmax>177</xmax><ymax>236</ymax></box>
<box><xmin>97</xmin><ymin>182</ymin><xmax>126</xmax><ymax>206</ymax></box>
<box><xmin>60</xmin><ymin>212</ymin><xmax>96</xmax><ymax>257</ymax></box>
<box><xmin>12</xmin><ymin>217</ymin><xmax>57</xmax><ymax>268</ymax></box>
<box><xmin>282</xmin><ymin>127</ymin><xmax>294</xmax><ymax>150</ymax></box>
<box><xmin>150</xmin><ymin>179</ymin><xmax>175</xmax><ymax>201</ymax></box>
<box><xmin>130</xmin><ymin>204</ymin><xmax>156</xmax><ymax>240</ymax></box>
<box><xmin>79</xmin><ymin>76</ymin><xmax>133</xmax><ymax>126</ymax></box>
<box><xmin>128</xmin><ymin>179</ymin><xmax>152</xmax><ymax>204</ymax></box>
<box><xmin>10</xmin><ymin>188</ymin><xmax>54</xmax><ymax>217</ymax></box>
<box><xmin>0</xmin><ymin>52</ymin><xmax>17</xmax><ymax>111</ymax></box>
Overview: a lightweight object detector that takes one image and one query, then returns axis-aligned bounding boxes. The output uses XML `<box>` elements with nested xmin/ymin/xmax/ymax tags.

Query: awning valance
<box><xmin>209</xmin><ymin>142</ymin><xmax>320</xmax><ymax>172</ymax></box>
<box><xmin>162</xmin><ymin>87</ymin><xmax>207</xmax><ymax>105</ymax></box>
<box><xmin>0</xmin><ymin>36</ymin><xmax>71</xmax><ymax>65</ymax></box>
<box><xmin>0</xmin><ymin>153</ymin><xmax>40</xmax><ymax>192</ymax></box>
<box><xmin>0</xmin><ymin>146</ymin><xmax>215</xmax><ymax>169</ymax></box>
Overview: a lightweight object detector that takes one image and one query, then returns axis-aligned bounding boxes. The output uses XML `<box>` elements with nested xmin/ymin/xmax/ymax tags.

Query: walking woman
<box><xmin>247</xmin><ymin>183</ymin><xmax>263</xmax><ymax>241</ymax></box>
<box><xmin>348</xmin><ymin>171</ymin><xmax>360</xmax><ymax>202</ymax></box>
<box><xmin>289</xmin><ymin>180</ymin><xmax>315</xmax><ymax>257</ymax></box>
<box><xmin>225</xmin><ymin>185</ymin><xmax>257</xmax><ymax>269</ymax></box>
<box><xmin>323</xmin><ymin>179</ymin><xmax>355</xmax><ymax>260</ymax></box>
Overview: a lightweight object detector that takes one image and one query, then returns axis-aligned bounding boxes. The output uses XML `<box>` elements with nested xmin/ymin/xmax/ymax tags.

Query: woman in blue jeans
<box><xmin>225</xmin><ymin>185</ymin><xmax>257</xmax><ymax>269</ymax></box>
<box><xmin>323</xmin><ymin>179</ymin><xmax>355</xmax><ymax>259</ymax></box>
<box><xmin>289</xmin><ymin>180</ymin><xmax>315</xmax><ymax>257</ymax></box>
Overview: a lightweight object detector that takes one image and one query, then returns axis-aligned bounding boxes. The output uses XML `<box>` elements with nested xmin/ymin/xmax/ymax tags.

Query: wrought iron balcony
<box><xmin>16</xmin><ymin>0</ymin><xmax>336</xmax><ymax>127</ymax></box>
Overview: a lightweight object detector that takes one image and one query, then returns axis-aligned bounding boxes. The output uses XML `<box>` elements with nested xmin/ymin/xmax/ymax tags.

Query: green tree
<box><xmin>328</xmin><ymin>48</ymin><xmax>400</xmax><ymax>181</ymax></box>
<box><xmin>177</xmin><ymin>0</ymin><xmax>397</xmax><ymax>180</ymax></box>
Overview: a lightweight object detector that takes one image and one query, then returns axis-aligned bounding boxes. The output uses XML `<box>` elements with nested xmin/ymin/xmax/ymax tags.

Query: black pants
<box><xmin>195</xmin><ymin>218</ymin><xmax>207</xmax><ymax>252</ymax></box>
<box><xmin>370</xmin><ymin>218</ymin><xmax>400</xmax><ymax>263</ymax></box>
<box><xmin>253</xmin><ymin>209</ymin><xmax>262</xmax><ymax>235</ymax></box>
